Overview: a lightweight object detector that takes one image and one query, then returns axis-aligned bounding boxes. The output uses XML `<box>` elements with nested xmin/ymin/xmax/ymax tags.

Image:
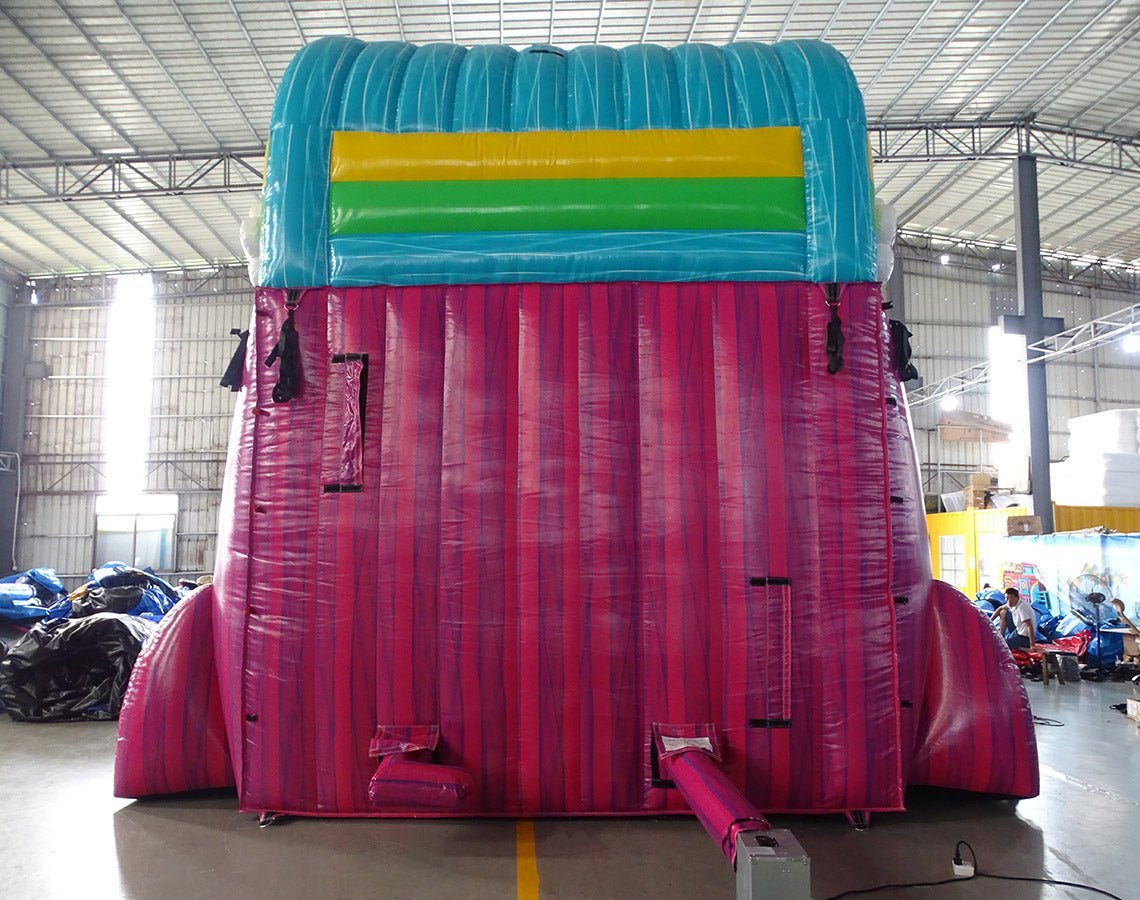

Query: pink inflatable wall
<box><xmin>116</xmin><ymin>280</ymin><xmax>1038</xmax><ymax>817</ymax></box>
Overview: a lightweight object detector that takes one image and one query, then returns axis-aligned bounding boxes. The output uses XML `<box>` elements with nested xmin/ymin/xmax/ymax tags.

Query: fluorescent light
<box><xmin>104</xmin><ymin>274</ymin><xmax>155</xmax><ymax>500</ymax></box>
<box><xmin>1122</xmin><ymin>333</ymin><xmax>1140</xmax><ymax>353</ymax></box>
<box><xmin>940</xmin><ymin>253</ymin><xmax>951</xmax><ymax>265</ymax></box>
<box><xmin>940</xmin><ymin>394</ymin><xmax>961</xmax><ymax>411</ymax></box>
<box><xmin>991</xmin><ymin>263</ymin><xmax>1001</xmax><ymax>272</ymax></box>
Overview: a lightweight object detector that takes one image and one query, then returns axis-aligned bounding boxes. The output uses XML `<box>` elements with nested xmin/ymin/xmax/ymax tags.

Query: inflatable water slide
<box><xmin>114</xmin><ymin>37</ymin><xmax>1038</xmax><ymax>857</ymax></box>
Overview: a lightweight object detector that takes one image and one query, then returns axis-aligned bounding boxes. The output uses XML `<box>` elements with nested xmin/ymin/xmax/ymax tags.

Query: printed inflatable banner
<box><xmin>1000</xmin><ymin>532</ymin><xmax>1140</xmax><ymax>620</ymax></box>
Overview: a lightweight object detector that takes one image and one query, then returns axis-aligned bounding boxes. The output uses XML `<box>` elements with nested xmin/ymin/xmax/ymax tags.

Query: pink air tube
<box><xmin>663</xmin><ymin>749</ymin><xmax>770</xmax><ymax>864</ymax></box>
<box><xmin>368</xmin><ymin>754</ymin><xmax>475</xmax><ymax>811</ymax></box>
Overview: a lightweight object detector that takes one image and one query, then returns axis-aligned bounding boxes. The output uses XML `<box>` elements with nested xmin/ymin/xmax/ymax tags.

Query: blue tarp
<box><xmin>3</xmin><ymin>563</ymin><xmax>184</xmax><ymax>626</ymax></box>
<box><xmin>0</xmin><ymin>584</ymin><xmax>48</xmax><ymax>622</ymax></box>
<box><xmin>0</xmin><ymin>568</ymin><xmax>66</xmax><ymax>605</ymax></box>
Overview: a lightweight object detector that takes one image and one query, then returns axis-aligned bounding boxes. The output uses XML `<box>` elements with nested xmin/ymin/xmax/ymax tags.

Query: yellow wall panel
<box><xmin>1054</xmin><ymin>505</ymin><xmax>1140</xmax><ymax>533</ymax></box>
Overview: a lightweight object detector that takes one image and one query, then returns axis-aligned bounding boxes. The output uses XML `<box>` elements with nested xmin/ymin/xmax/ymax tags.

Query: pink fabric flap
<box><xmin>369</xmin><ymin>724</ymin><xmax>440</xmax><ymax>758</ymax></box>
<box><xmin>652</xmin><ymin>722</ymin><xmax>723</xmax><ymax>764</ymax></box>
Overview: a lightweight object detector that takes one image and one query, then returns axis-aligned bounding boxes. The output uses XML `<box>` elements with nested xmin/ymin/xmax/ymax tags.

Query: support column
<box><xmin>0</xmin><ymin>280</ymin><xmax>30</xmax><ymax>572</ymax></box>
<box><xmin>1013</xmin><ymin>155</ymin><xmax>1054</xmax><ymax>533</ymax></box>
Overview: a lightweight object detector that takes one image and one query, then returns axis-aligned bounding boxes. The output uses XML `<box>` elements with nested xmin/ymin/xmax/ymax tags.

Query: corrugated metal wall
<box><xmin>902</xmin><ymin>254</ymin><xmax>1140</xmax><ymax>494</ymax></box>
<box><xmin>14</xmin><ymin>268</ymin><xmax>250</xmax><ymax>582</ymax></box>
<box><xmin>6</xmin><ymin>252</ymin><xmax>1138</xmax><ymax>583</ymax></box>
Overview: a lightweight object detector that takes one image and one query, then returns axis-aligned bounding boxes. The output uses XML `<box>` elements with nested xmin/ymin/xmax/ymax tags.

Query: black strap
<box><xmin>888</xmin><ymin>319</ymin><xmax>920</xmax><ymax>382</ymax></box>
<box><xmin>265</xmin><ymin>291</ymin><xmax>302</xmax><ymax>403</ymax></box>
<box><xmin>219</xmin><ymin>328</ymin><xmax>249</xmax><ymax>392</ymax></box>
<box><xmin>825</xmin><ymin>284</ymin><xmax>844</xmax><ymax>375</ymax></box>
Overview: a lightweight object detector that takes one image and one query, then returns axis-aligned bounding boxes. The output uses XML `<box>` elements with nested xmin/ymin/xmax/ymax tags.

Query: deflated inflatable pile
<box><xmin>115</xmin><ymin>37</ymin><xmax>1038</xmax><ymax>847</ymax></box>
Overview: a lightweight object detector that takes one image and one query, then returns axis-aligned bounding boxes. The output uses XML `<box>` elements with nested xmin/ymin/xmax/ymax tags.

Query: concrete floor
<box><xmin>1</xmin><ymin>680</ymin><xmax>1136</xmax><ymax>899</ymax></box>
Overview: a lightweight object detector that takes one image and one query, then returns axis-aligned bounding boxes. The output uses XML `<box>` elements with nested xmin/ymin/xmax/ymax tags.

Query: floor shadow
<box><xmin>769</xmin><ymin>789</ymin><xmax>1047</xmax><ymax>899</ymax></box>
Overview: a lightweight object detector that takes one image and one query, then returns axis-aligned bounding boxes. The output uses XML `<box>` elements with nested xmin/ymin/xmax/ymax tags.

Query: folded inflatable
<box><xmin>115</xmin><ymin>38</ymin><xmax>1038</xmax><ymax>832</ymax></box>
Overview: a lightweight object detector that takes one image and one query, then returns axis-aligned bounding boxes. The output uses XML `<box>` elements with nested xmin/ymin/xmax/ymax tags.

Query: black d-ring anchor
<box><xmin>825</xmin><ymin>284</ymin><xmax>845</xmax><ymax>375</ymax></box>
<box><xmin>219</xmin><ymin>327</ymin><xmax>250</xmax><ymax>392</ymax></box>
<box><xmin>265</xmin><ymin>289</ymin><xmax>302</xmax><ymax>403</ymax></box>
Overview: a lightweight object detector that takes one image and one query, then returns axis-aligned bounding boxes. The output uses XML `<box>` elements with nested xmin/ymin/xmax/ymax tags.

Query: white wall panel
<box><xmin>902</xmin><ymin>255</ymin><xmax>1140</xmax><ymax>495</ymax></box>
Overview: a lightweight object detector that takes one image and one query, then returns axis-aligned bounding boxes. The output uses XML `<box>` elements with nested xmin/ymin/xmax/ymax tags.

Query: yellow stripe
<box><xmin>330</xmin><ymin>127</ymin><xmax>803</xmax><ymax>183</ymax></box>
<box><xmin>516</xmin><ymin>819</ymin><xmax>540</xmax><ymax>900</ymax></box>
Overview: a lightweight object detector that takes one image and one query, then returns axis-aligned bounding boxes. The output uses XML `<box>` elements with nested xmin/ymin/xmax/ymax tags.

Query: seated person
<box><xmin>991</xmin><ymin>587</ymin><xmax>1037</xmax><ymax>652</ymax></box>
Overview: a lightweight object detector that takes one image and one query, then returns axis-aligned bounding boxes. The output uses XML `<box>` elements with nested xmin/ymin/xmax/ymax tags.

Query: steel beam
<box><xmin>908</xmin><ymin>362</ymin><xmax>992</xmax><ymax>408</ymax></box>
<box><xmin>895</xmin><ymin>229</ymin><xmax>1140</xmax><ymax>292</ymax></box>
<box><xmin>869</xmin><ymin>120</ymin><xmax>1140</xmax><ymax>177</ymax></box>
<box><xmin>907</xmin><ymin>295</ymin><xmax>1140</xmax><ymax>406</ymax></box>
<box><xmin>2</xmin><ymin>119</ymin><xmax>1136</xmax><ymax>207</ymax></box>
<box><xmin>686</xmin><ymin>0</ymin><xmax>706</xmax><ymax>42</ymax></box>
<box><xmin>1032</xmin><ymin>305</ymin><xmax>1140</xmax><ymax>365</ymax></box>
<box><xmin>1014</xmin><ymin>155</ymin><xmax>1052</xmax><ymax>532</ymax></box>
<box><xmin>0</xmin><ymin>150</ymin><xmax>263</xmax><ymax>205</ymax></box>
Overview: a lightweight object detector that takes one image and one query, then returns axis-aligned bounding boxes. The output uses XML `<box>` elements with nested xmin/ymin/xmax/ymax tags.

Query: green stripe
<box><xmin>329</xmin><ymin>177</ymin><xmax>806</xmax><ymax>235</ymax></box>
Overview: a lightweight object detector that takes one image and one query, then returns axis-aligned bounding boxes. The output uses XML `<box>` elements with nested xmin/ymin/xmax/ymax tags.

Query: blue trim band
<box><xmin>329</xmin><ymin>231</ymin><xmax>808</xmax><ymax>286</ymax></box>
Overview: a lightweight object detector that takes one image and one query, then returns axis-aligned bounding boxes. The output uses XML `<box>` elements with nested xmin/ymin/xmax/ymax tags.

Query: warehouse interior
<box><xmin>1</xmin><ymin>2</ymin><xmax>1139</xmax><ymax>899</ymax></box>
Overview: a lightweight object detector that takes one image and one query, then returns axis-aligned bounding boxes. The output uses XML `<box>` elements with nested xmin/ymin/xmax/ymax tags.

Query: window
<box><xmin>976</xmin><ymin>533</ymin><xmax>1003</xmax><ymax>590</ymax></box>
<box><xmin>95</xmin><ymin>493</ymin><xmax>177</xmax><ymax>572</ymax></box>
<box><xmin>939</xmin><ymin>535</ymin><xmax>967</xmax><ymax>589</ymax></box>
<box><xmin>96</xmin><ymin>275</ymin><xmax>174</xmax><ymax>572</ymax></box>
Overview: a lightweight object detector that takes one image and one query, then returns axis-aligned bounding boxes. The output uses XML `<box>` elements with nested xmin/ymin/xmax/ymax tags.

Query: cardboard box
<box><xmin>1007</xmin><ymin>515</ymin><xmax>1044</xmax><ymax>536</ymax></box>
<box><xmin>968</xmin><ymin>472</ymin><xmax>999</xmax><ymax>490</ymax></box>
<box><xmin>1126</xmin><ymin>697</ymin><xmax>1140</xmax><ymax>725</ymax></box>
<box><xmin>964</xmin><ymin>487</ymin><xmax>988</xmax><ymax>509</ymax></box>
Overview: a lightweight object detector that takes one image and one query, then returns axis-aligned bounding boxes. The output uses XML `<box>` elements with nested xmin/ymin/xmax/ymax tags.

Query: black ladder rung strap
<box><xmin>748</xmin><ymin>576</ymin><xmax>792</xmax><ymax>587</ymax></box>
<box><xmin>323</xmin><ymin>484</ymin><xmax>363</xmax><ymax>494</ymax></box>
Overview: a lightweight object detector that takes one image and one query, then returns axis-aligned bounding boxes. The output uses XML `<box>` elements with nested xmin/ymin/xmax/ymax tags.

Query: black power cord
<box><xmin>823</xmin><ymin>839</ymin><xmax>1123</xmax><ymax>900</ymax></box>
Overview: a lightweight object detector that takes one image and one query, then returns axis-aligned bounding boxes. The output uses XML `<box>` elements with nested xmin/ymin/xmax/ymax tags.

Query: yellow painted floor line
<box><xmin>516</xmin><ymin>819</ymin><xmax>540</xmax><ymax>900</ymax></box>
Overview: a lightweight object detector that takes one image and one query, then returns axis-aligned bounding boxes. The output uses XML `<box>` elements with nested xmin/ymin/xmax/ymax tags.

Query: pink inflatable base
<box><xmin>115</xmin><ymin>281</ymin><xmax>1038</xmax><ymax>817</ymax></box>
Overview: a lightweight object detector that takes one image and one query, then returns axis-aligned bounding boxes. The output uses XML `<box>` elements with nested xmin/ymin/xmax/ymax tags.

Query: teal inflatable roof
<box><xmin>258</xmin><ymin>38</ymin><xmax>876</xmax><ymax>288</ymax></box>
